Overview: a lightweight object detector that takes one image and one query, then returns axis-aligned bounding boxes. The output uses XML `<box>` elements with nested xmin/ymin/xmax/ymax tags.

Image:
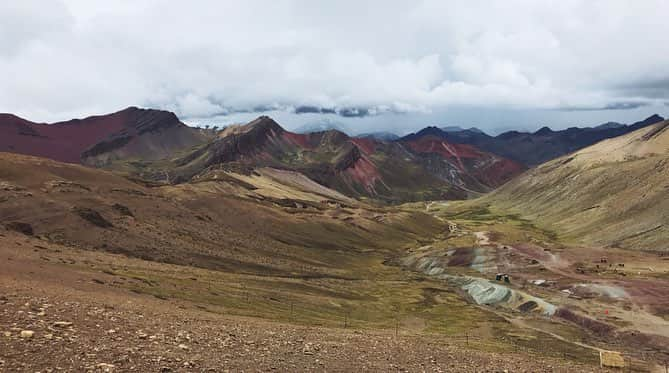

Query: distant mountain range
<box><xmin>292</xmin><ymin>120</ymin><xmax>352</xmax><ymax>135</ymax></box>
<box><xmin>294</xmin><ymin>123</ymin><xmax>402</xmax><ymax>141</ymax></box>
<box><xmin>0</xmin><ymin>107</ymin><xmax>664</xmax><ymax>202</ymax></box>
<box><xmin>440</xmin><ymin>126</ymin><xmax>485</xmax><ymax>134</ymax></box>
<box><xmin>401</xmin><ymin>114</ymin><xmax>665</xmax><ymax>165</ymax></box>
<box><xmin>357</xmin><ymin>131</ymin><xmax>400</xmax><ymax>141</ymax></box>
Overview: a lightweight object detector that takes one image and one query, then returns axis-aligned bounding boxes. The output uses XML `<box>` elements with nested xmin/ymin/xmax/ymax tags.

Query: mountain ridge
<box><xmin>401</xmin><ymin>114</ymin><xmax>665</xmax><ymax>165</ymax></box>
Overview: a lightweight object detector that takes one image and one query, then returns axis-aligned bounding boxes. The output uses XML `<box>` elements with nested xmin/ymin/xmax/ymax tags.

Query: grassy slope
<box><xmin>478</xmin><ymin>121</ymin><xmax>669</xmax><ymax>251</ymax></box>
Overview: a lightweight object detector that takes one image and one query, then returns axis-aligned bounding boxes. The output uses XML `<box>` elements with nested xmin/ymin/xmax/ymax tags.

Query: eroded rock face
<box><xmin>333</xmin><ymin>144</ymin><xmax>361</xmax><ymax>172</ymax></box>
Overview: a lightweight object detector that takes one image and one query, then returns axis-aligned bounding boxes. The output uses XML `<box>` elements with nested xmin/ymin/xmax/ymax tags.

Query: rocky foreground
<box><xmin>0</xmin><ymin>285</ymin><xmax>606</xmax><ymax>373</ymax></box>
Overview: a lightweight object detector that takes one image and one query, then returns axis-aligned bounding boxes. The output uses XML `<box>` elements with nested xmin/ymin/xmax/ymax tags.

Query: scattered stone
<box><xmin>97</xmin><ymin>363</ymin><xmax>116</xmax><ymax>372</ymax></box>
<box><xmin>20</xmin><ymin>330</ymin><xmax>34</xmax><ymax>339</ymax></box>
<box><xmin>178</xmin><ymin>344</ymin><xmax>189</xmax><ymax>350</ymax></box>
<box><xmin>302</xmin><ymin>342</ymin><xmax>319</xmax><ymax>355</ymax></box>
<box><xmin>53</xmin><ymin>321</ymin><xmax>73</xmax><ymax>327</ymax></box>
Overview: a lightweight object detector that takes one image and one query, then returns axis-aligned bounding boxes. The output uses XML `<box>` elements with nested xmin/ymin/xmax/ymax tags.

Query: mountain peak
<box><xmin>114</xmin><ymin>106</ymin><xmax>176</xmax><ymax>118</ymax></box>
<box><xmin>534</xmin><ymin>126</ymin><xmax>554</xmax><ymax>135</ymax></box>
<box><xmin>415</xmin><ymin>126</ymin><xmax>446</xmax><ymax>136</ymax></box>
<box><xmin>626</xmin><ymin>114</ymin><xmax>665</xmax><ymax>131</ymax></box>
<box><xmin>644</xmin><ymin>114</ymin><xmax>664</xmax><ymax>122</ymax></box>
<box><xmin>245</xmin><ymin>115</ymin><xmax>285</xmax><ymax>134</ymax></box>
<box><xmin>318</xmin><ymin>128</ymin><xmax>351</xmax><ymax>145</ymax></box>
<box><xmin>593</xmin><ymin>121</ymin><xmax>624</xmax><ymax>130</ymax></box>
<box><xmin>441</xmin><ymin>126</ymin><xmax>485</xmax><ymax>134</ymax></box>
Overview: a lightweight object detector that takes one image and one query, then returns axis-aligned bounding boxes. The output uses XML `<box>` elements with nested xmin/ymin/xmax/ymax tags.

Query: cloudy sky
<box><xmin>2</xmin><ymin>0</ymin><xmax>669</xmax><ymax>134</ymax></box>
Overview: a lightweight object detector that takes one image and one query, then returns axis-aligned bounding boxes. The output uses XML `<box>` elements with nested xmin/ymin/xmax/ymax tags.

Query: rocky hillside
<box><xmin>483</xmin><ymin>119</ymin><xmax>669</xmax><ymax>250</ymax></box>
<box><xmin>171</xmin><ymin>116</ymin><xmax>524</xmax><ymax>202</ymax></box>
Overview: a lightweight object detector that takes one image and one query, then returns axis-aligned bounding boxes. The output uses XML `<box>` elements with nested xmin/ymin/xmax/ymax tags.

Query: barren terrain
<box><xmin>0</xmin><ymin>152</ymin><xmax>625</xmax><ymax>371</ymax></box>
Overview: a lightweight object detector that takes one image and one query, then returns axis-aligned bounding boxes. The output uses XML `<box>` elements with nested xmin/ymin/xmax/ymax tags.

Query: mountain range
<box><xmin>0</xmin><ymin>107</ymin><xmax>664</xmax><ymax>203</ymax></box>
<box><xmin>401</xmin><ymin>114</ymin><xmax>665</xmax><ymax>165</ymax></box>
<box><xmin>168</xmin><ymin>116</ymin><xmax>522</xmax><ymax>202</ymax></box>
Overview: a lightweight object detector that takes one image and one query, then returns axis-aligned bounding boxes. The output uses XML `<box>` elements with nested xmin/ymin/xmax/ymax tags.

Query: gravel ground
<box><xmin>0</xmin><ymin>288</ymin><xmax>606</xmax><ymax>373</ymax></box>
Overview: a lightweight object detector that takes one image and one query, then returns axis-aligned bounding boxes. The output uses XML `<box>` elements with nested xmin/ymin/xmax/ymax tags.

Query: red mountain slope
<box><xmin>404</xmin><ymin>136</ymin><xmax>525</xmax><ymax>188</ymax></box>
<box><xmin>0</xmin><ymin>107</ymin><xmax>208</xmax><ymax>165</ymax></box>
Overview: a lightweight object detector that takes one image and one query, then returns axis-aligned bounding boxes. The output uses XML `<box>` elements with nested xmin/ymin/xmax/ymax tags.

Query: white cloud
<box><xmin>1</xmin><ymin>0</ymin><xmax>669</xmax><ymax>128</ymax></box>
